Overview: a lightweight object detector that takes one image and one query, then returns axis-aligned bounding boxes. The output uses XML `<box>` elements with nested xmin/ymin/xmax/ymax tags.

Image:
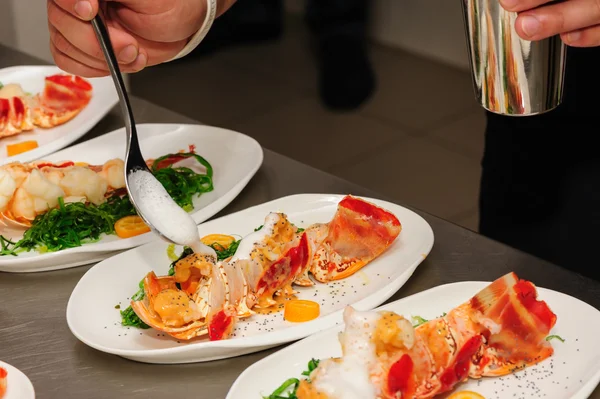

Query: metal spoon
<box><xmin>91</xmin><ymin>15</ymin><xmax>202</xmax><ymax>248</ymax></box>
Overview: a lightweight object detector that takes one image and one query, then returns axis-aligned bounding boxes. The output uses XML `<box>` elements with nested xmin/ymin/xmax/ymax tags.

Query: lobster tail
<box><xmin>468</xmin><ymin>272</ymin><xmax>557</xmax><ymax>376</ymax></box>
<box><xmin>308</xmin><ymin>195</ymin><xmax>402</xmax><ymax>283</ymax></box>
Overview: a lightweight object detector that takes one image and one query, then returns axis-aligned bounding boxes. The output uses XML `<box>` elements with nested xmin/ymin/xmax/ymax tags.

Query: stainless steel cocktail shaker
<box><xmin>460</xmin><ymin>0</ymin><xmax>568</xmax><ymax>116</ymax></box>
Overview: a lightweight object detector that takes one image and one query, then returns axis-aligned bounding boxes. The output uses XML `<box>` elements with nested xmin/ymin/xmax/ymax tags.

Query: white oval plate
<box><xmin>0</xmin><ymin>65</ymin><xmax>118</xmax><ymax>164</ymax></box>
<box><xmin>0</xmin><ymin>123</ymin><xmax>263</xmax><ymax>273</ymax></box>
<box><xmin>66</xmin><ymin>194</ymin><xmax>434</xmax><ymax>364</ymax></box>
<box><xmin>228</xmin><ymin>281</ymin><xmax>600</xmax><ymax>399</ymax></box>
<box><xmin>0</xmin><ymin>360</ymin><xmax>35</xmax><ymax>399</ymax></box>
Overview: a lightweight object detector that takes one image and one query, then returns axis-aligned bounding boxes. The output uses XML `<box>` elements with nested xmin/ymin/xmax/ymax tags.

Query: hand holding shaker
<box><xmin>460</xmin><ymin>0</ymin><xmax>567</xmax><ymax>116</ymax></box>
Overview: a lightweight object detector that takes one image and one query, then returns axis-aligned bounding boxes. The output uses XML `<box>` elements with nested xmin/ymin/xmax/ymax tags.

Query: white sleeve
<box><xmin>167</xmin><ymin>0</ymin><xmax>218</xmax><ymax>62</ymax></box>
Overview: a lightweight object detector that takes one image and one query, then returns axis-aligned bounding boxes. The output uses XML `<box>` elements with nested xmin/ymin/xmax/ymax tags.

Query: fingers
<box><xmin>561</xmin><ymin>23</ymin><xmax>600</xmax><ymax>46</ymax></box>
<box><xmin>109</xmin><ymin>0</ymin><xmax>238</xmax><ymax>43</ymax></box>
<box><xmin>49</xmin><ymin>24</ymin><xmax>147</xmax><ymax>75</ymax></box>
<box><xmin>48</xmin><ymin>0</ymin><xmax>240</xmax><ymax>75</ymax></box>
<box><xmin>50</xmin><ymin>41</ymin><xmax>109</xmax><ymax>78</ymax></box>
<box><xmin>108</xmin><ymin>0</ymin><xmax>205</xmax><ymax>42</ymax></box>
<box><xmin>105</xmin><ymin>7</ymin><xmax>184</xmax><ymax>66</ymax></box>
<box><xmin>499</xmin><ymin>0</ymin><xmax>548</xmax><ymax>13</ymax></box>
<box><xmin>508</xmin><ymin>0</ymin><xmax>600</xmax><ymax>42</ymax></box>
<box><xmin>51</xmin><ymin>0</ymin><xmax>99</xmax><ymax>21</ymax></box>
<box><xmin>47</xmin><ymin>0</ymin><xmax>142</xmax><ymax>64</ymax></box>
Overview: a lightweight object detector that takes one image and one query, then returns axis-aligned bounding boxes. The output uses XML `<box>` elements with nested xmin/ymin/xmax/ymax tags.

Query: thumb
<box><xmin>51</xmin><ymin>0</ymin><xmax>99</xmax><ymax>21</ymax></box>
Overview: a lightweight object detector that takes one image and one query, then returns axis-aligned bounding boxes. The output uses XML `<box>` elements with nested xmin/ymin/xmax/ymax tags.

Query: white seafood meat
<box><xmin>60</xmin><ymin>166</ymin><xmax>108</xmax><ymax>205</ymax></box>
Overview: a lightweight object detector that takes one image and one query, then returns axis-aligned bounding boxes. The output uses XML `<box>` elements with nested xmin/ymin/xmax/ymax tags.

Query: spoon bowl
<box><xmin>91</xmin><ymin>16</ymin><xmax>201</xmax><ymax>248</ymax></box>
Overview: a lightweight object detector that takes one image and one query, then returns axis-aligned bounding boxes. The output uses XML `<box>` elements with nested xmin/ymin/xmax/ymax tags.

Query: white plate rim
<box><xmin>226</xmin><ymin>281</ymin><xmax>600</xmax><ymax>399</ymax></box>
<box><xmin>66</xmin><ymin>193</ymin><xmax>434</xmax><ymax>358</ymax></box>
<box><xmin>0</xmin><ymin>65</ymin><xmax>118</xmax><ymax>164</ymax></box>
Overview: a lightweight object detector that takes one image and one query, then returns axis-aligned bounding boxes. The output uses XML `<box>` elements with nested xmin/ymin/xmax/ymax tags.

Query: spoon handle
<box><xmin>91</xmin><ymin>15</ymin><xmax>146</xmax><ymax>169</ymax></box>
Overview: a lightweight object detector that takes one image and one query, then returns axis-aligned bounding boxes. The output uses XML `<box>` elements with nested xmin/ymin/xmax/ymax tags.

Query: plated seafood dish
<box><xmin>122</xmin><ymin>195</ymin><xmax>402</xmax><ymax>341</ymax></box>
<box><xmin>0</xmin><ymin>74</ymin><xmax>92</xmax><ymax>156</ymax></box>
<box><xmin>0</xmin><ymin>146</ymin><xmax>213</xmax><ymax>256</ymax></box>
<box><xmin>267</xmin><ymin>272</ymin><xmax>560</xmax><ymax>399</ymax></box>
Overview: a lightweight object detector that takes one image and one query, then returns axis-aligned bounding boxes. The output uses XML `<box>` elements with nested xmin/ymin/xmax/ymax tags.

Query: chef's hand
<box><xmin>48</xmin><ymin>0</ymin><xmax>236</xmax><ymax>77</ymax></box>
<box><xmin>500</xmin><ymin>0</ymin><xmax>600</xmax><ymax>47</ymax></box>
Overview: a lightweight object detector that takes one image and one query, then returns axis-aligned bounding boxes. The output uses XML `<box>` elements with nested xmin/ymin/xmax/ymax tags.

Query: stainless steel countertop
<box><xmin>1</xmin><ymin>45</ymin><xmax>598</xmax><ymax>399</ymax></box>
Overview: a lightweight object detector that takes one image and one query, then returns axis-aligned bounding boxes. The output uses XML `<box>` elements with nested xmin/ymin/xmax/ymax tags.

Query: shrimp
<box><xmin>0</xmin><ymin>169</ymin><xmax>18</xmax><ymax>213</ymax></box>
<box><xmin>97</xmin><ymin>158</ymin><xmax>125</xmax><ymax>190</ymax></box>
<box><xmin>1</xmin><ymin>162</ymin><xmax>31</xmax><ymax>187</ymax></box>
<box><xmin>302</xmin><ymin>195</ymin><xmax>402</xmax><ymax>283</ymax></box>
<box><xmin>0</xmin><ymin>157</ymin><xmax>125</xmax><ymax>226</ymax></box>
<box><xmin>59</xmin><ymin>166</ymin><xmax>108</xmax><ymax>205</ymax></box>
<box><xmin>130</xmin><ymin>251</ymin><xmax>242</xmax><ymax>341</ymax></box>
<box><xmin>6</xmin><ymin>169</ymin><xmax>65</xmax><ymax>223</ymax></box>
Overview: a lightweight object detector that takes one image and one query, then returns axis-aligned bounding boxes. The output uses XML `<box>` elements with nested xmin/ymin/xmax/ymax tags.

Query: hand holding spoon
<box><xmin>90</xmin><ymin>15</ymin><xmax>214</xmax><ymax>256</ymax></box>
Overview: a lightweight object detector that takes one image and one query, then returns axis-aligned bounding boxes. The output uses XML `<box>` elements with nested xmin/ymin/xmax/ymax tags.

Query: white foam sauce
<box><xmin>127</xmin><ymin>170</ymin><xmax>214</xmax><ymax>257</ymax></box>
<box><xmin>313</xmin><ymin>307</ymin><xmax>379</xmax><ymax>399</ymax></box>
<box><xmin>231</xmin><ymin>213</ymin><xmax>281</xmax><ymax>261</ymax></box>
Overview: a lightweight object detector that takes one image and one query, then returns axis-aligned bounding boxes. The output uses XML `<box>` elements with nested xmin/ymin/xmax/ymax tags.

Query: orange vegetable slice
<box><xmin>114</xmin><ymin>215</ymin><xmax>151</xmax><ymax>239</ymax></box>
<box><xmin>284</xmin><ymin>300</ymin><xmax>320</xmax><ymax>323</ymax></box>
<box><xmin>447</xmin><ymin>391</ymin><xmax>486</xmax><ymax>399</ymax></box>
<box><xmin>200</xmin><ymin>234</ymin><xmax>236</xmax><ymax>250</ymax></box>
<box><xmin>7</xmin><ymin>140</ymin><xmax>38</xmax><ymax>156</ymax></box>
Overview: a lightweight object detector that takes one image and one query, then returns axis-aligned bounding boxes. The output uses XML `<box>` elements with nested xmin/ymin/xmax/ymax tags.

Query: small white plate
<box><xmin>0</xmin><ymin>360</ymin><xmax>35</xmax><ymax>399</ymax></box>
<box><xmin>66</xmin><ymin>194</ymin><xmax>434</xmax><ymax>364</ymax></box>
<box><xmin>0</xmin><ymin>65</ymin><xmax>118</xmax><ymax>164</ymax></box>
<box><xmin>0</xmin><ymin>123</ymin><xmax>263</xmax><ymax>273</ymax></box>
<box><xmin>227</xmin><ymin>281</ymin><xmax>600</xmax><ymax>399</ymax></box>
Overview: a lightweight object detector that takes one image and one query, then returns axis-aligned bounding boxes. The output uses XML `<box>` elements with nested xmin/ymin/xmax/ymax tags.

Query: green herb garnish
<box><xmin>411</xmin><ymin>315</ymin><xmax>428</xmax><ymax>327</ymax></box>
<box><xmin>211</xmin><ymin>239</ymin><xmax>240</xmax><ymax>261</ymax></box>
<box><xmin>0</xmin><ymin>151</ymin><xmax>214</xmax><ymax>256</ymax></box>
<box><xmin>0</xmin><ymin>195</ymin><xmax>136</xmax><ymax>255</ymax></box>
<box><xmin>264</xmin><ymin>359</ymin><xmax>320</xmax><ymax>399</ymax></box>
<box><xmin>546</xmin><ymin>335</ymin><xmax>565</xmax><ymax>343</ymax></box>
<box><xmin>120</xmin><ymin>279</ymin><xmax>150</xmax><ymax>329</ymax></box>
<box><xmin>0</xmin><ymin>82</ymin><xmax>3</xmax><ymax>89</ymax></box>
<box><xmin>302</xmin><ymin>358</ymin><xmax>320</xmax><ymax>377</ymax></box>
<box><xmin>151</xmin><ymin>152</ymin><xmax>213</xmax><ymax>211</ymax></box>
